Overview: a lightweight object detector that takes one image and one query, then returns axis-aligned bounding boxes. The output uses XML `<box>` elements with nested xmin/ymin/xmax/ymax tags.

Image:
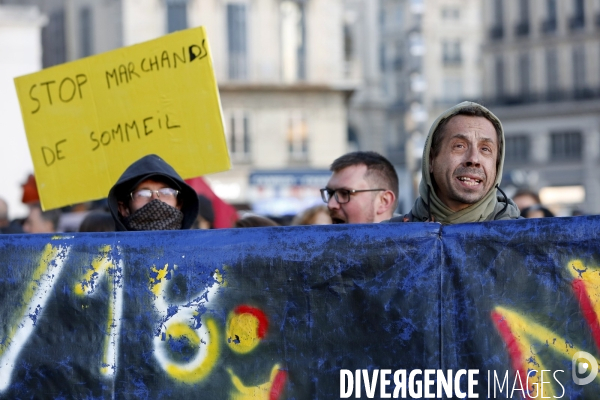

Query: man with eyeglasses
<box><xmin>108</xmin><ymin>154</ymin><xmax>199</xmax><ymax>231</ymax></box>
<box><xmin>321</xmin><ymin>151</ymin><xmax>399</xmax><ymax>224</ymax></box>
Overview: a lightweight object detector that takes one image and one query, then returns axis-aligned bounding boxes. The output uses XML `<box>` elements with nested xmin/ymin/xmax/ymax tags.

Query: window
<box><xmin>343</xmin><ymin>24</ymin><xmax>354</xmax><ymax>78</ymax></box>
<box><xmin>550</xmin><ymin>131</ymin><xmax>582</xmax><ymax>160</ymax></box>
<box><xmin>546</xmin><ymin>49</ymin><xmax>560</xmax><ymax>98</ymax></box>
<box><xmin>227</xmin><ymin>3</ymin><xmax>248</xmax><ymax>80</ymax></box>
<box><xmin>572</xmin><ymin>46</ymin><xmax>586</xmax><ymax>93</ymax></box>
<box><xmin>343</xmin><ymin>24</ymin><xmax>353</xmax><ymax>63</ymax></box>
<box><xmin>442</xmin><ymin>40</ymin><xmax>461</xmax><ymax>65</ymax></box>
<box><xmin>167</xmin><ymin>0</ymin><xmax>188</xmax><ymax>33</ymax></box>
<box><xmin>396</xmin><ymin>78</ymin><xmax>407</xmax><ymax>102</ymax></box>
<box><xmin>495</xmin><ymin>56</ymin><xmax>505</xmax><ymax>98</ymax></box>
<box><xmin>42</xmin><ymin>9</ymin><xmax>66</xmax><ymax>68</ymax></box>
<box><xmin>494</xmin><ymin>0</ymin><xmax>504</xmax><ymax>23</ymax></box>
<box><xmin>281</xmin><ymin>1</ymin><xmax>306</xmax><ymax>82</ymax></box>
<box><xmin>441</xmin><ymin>7</ymin><xmax>459</xmax><ymax>20</ymax></box>
<box><xmin>515</xmin><ymin>0</ymin><xmax>530</xmax><ymax>36</ymax></box>
<box><xmin>228</xmin><ymin>111</ymin><xmax>251</xmax><ymax>161</ymax></box>
<box><xmin>518</xmin><ymin>53</ymin><xmax>530</xmax><ymax>97</ymax></box>
<box><xmin>519</xmin><ymin>0</ymin><xmax>530</xmax><ymax>21</ymax></box>
<box><xmin>393</xmin><ymin>40</ymin><xmax>403</xmax><ymax>71</ymax></box>
<box><xmin>79</xmin><ymin>7</ymin><xmax>93</xmax><ymax>58</ymax></box>
<box><xmin>574</xmin><ymin>0</ymin><xmax>585</xmax><ymax>19</ymax></box>
<box><xmin>379</xmin><ymin>43</ymin><xmax>387</xmax><ymax>73</ymax></box>
<box><xmin>570</xmin><ymin>0</ymin><xmax>585</xmax><ymax>30</ymax></box>
<box><xmin>490</xmin><ymin>0</ymin><xmax>504</xmax><ymax>39</ymax></box>
<box><xmin>542</xmin><ymin>0</ymin><xmax>557</xmax><ymax>33</ymax></box>
<box><xmin>79</xmin><ymin>7</ymin><xmax>93</xmax><ymax>57</ymax></box>
<box><xmin>287</xmin><ymin>111</ymin><xmax>308</xmax><ymax>161</ymax></box>
<box><xmin>504</xmin><ymin>135</ymin><xmax>530</xmax><ymax>162</ymax></box>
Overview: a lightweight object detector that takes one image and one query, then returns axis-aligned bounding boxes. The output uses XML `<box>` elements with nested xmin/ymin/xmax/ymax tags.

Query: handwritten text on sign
<box><xmin>15</xmin><ymin>27</ymin><xmax>230</xmax><ymax>210</ymax></box>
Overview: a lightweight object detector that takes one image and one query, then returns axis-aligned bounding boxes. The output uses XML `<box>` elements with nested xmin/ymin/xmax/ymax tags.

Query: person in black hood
<box><xmin>108</xmin><ymin>154</ymin><xmax>199</xmax><ymax>231</ymax></box>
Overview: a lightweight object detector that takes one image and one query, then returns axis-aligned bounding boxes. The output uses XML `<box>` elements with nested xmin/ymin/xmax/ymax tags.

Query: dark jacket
<box><xmin>108</xmin><ymin>154</ymin><xmax>199</xmax><ymax>231</ymax></box>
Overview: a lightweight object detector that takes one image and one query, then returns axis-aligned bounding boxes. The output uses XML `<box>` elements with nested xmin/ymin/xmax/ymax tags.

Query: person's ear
<box><xmin>117</xmin><ymin>201</ymin><xmax>130</xmax><ymax>217</ymax></box>
<box><xmin>377</xmin><ymin>190</ymin><xmax>396</xmax><ymax>215</ymax></box>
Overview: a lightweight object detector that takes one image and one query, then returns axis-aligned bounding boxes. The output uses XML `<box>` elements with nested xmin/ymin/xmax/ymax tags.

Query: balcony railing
<box><xmin>573</xmin><ymin>87</ymin><xmax>595</xmax><ymax>100</ymax></box>
<box><xmin>485</xmin><ymin>86</ymin><xmax>600</xmax><ymax>106</ymax></box>
<box><xmin>569</xmin><ymin>15</ymin><xmax>585</xmax><ymax>31</ymax></box>
<box><xmin>442</xmin><ymin>56</ymin><xmax>462</xmax><ymax>66</ymax></box>
<box><xmin>393</xmin><ymin>57</ymin><xmax>403</xmax><ymax>71</ymax></box>
<box><xmin>489</xmin><ymin>25</ymin><xmax>504</xmax><ymax>40</ymax></box>
<box><xmin>515</xmin><ymin>22</ymin><xmax>530</xmax><ymax>36</ymax></box>
<box><xmin>541</xmin><ymin>19</ymin><xmax>557</xmax><ymax>34</ymax></box>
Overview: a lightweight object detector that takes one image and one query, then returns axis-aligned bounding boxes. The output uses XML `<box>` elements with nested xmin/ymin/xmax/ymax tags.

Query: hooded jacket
<box><xmin>394</xmin><ymin>101</ymin><xmax>520</xmax><ymax>224</ymax></box>
<box><xmin>108</xmin><ymin>154</ymin><xmax>199</xmax><ymax>231</ymax></box>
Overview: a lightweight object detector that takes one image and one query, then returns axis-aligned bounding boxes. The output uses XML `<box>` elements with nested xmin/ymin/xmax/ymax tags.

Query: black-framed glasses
<box><xmin>130</xmin><ymin>188</ymin><xmax>179</xmax><ymax>202</ymax></box>
<box><xmin>320</xmin><ymin>188</ymin><xmax>386</xmax><ymax>204</ymax></box>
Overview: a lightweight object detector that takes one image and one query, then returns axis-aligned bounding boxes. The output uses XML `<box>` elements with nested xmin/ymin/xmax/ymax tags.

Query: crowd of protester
<box><xmin>0</xmin><ymin>102</ymin><xmax>590</xmax><ymax>236</ymax></box>
<box><xmin>0</xmin><ymin>172</ymin><xmax>331</xmax><ymax>234</ymax></box>
<box><xmin>0</xmin><ymin>175</ymin><xmax>584</xmax><ymax>236</ymax></box>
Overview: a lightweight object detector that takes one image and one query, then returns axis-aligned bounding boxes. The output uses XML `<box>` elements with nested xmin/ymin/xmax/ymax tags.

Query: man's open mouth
<box><xmin>457</xmin><ymin>176</ymin><xmax>482</xmax><ymax>186</ymax></box>
<box><xmin>332</xmin><ymin>218</ymin><xmax>345</xmax><ymax>224</ymax></box>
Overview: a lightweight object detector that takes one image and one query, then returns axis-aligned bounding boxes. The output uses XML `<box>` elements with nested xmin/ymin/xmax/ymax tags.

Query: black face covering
<box><xmin>122</xmin><ymin>199</ymin><xmax>184</xmax><ymax>231</ymax></box>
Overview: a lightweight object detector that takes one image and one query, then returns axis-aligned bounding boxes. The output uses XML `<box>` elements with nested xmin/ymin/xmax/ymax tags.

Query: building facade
<box><xmin>128</xmin><ymin>0</ymin><xmax>351</xmax><ymax>213</ymax></box>
<box><xmin>12</xmin><ymin>0</ymin><xmax>350</xmax><ymax>214</ymax></box>
<box><xmin>159</xmin><ymin>0</ymin><xmax>350</xmax><ymax>212</ymax></box>
<box><xmin>482</xmin><ymin>0</ymin><xmax>600</xmax><ymax>215</ymax></box>
<box><xmin>2</xmin><ymin>0</ymin><xmax>122</xmax><ymax>67</ymax></box>
<box><xmin>0</xmin><ymin>5</ymin><xmax>45</xmax><ymax>218</ymax></box>
<box><xmin>344</xmin><ymin>0</ymin><xmax>483</xmax><ymax>212</ymax></box>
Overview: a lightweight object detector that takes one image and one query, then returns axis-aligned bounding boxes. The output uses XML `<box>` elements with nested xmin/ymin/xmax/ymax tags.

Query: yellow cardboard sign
<box><xmin>14</xmin><ymin>27</ymin><xmax>230</xmax><ymax>210</ymax></box>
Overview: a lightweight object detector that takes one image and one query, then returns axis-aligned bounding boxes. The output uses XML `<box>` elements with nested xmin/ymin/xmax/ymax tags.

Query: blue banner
<box><xmin>1</xmin><ymin>216</ymin><xmax>599</xmax><ymax>399</ymax></box>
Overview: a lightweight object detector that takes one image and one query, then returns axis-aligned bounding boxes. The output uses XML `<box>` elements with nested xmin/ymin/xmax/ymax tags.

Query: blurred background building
<box><xmin>123</xmin><ymin>0</ymin><xmax>351</xmax><ymax>215</ymax></box>
<box><xmin>344</xmin><ymin>0</ymin><xmax>483</xmax><ymax>212</ymax></box>
<box><xmin>482</xmin><ymin>0</ymin><xmax>600</xmax><ymax>216</ymax></box>
<box><xmin>1</xmin><ymin>0</ymin><xmax>598</xmax><ymax>218</ymax></box>
<box><xmin>0</xmin><ymin>5</ymin><xmax>44</xmax><ymax>219</ymax></box>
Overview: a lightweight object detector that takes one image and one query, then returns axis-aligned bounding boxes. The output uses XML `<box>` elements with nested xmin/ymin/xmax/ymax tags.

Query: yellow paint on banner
<box><xmin>164</xmin><ymin>317</ymin><xmax>220</xmax><ymax>383</ymax></box>
<box><xmin>150</xmin><ymin>264</ymin><xmax>171</xmax><ymax>296</ymax></box>
<box><xmin>73</xmin><ymin>245</ymin><xmax>120</xmax><ymax>377</ymax></box>
<box><xmin>14</xmin><ymin>27</ymin><xmax>229</xmax><ymax>210</ymax></box>
<box><xmin>493</xmin><ymin>305</ymin><xmax>600</xmax><ymax>397</ymax></box>
<box><xmin>0</xmin><ymin>241</ymin><xmax>63</xmax><ymax>357</ymax></box>
<box><xmin>227</xmin><ymin>364</ymin><xmax>283</xmax><ymax>400</ymax></box>
<box><xmin>226</xmin><ymin>312</ymin><xmax>261</xmax><ymax>354</ymax></box>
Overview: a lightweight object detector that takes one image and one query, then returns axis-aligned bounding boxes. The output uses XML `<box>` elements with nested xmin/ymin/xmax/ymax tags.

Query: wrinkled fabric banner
<box><xmin>0</xmin><ymin>216</ymin><xmax>599</xmax><ymax>399</ymax></box>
